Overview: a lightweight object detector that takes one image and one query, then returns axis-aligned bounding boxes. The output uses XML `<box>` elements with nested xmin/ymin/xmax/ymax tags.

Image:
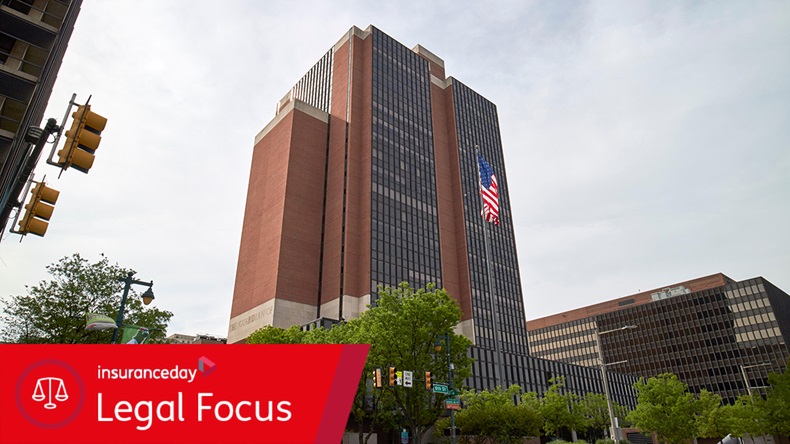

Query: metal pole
<box><xmin>44</xmin><ymin>93</ymin><xmax>78</xmax><ymax>168</ymax></box>
<box><xmin>447</xmin><ymin>333</ymin><xmax>456</xmax><ymax>444</ymax></box>
<box><xmin>740</xmin><ymin>365</ymin><xmax>753</xmax><ymax>399</ymax></box>
<box><xmin>0</xmin><ymin>118</ymin><xmax>58</xmax><ymax>237</ymax></box>
<box><xmin>474</xmin><ymin>145</ymin><xmax>505</xmax><ymax>388</ymax></box>
<box><xmin>111</xmin><ymin>272</ymin><xmax>133</xmax><ymax>344</ymax></box>
<box><xmin>595</xmin><ymin>329</ymin><xmax>619</xmax><ymax>444</ymax></box>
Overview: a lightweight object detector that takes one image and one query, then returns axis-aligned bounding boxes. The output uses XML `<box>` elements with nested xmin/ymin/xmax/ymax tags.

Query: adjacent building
<box><xmin>167</xmin><ymin>333</ymin><xmax>228</xmax><ymax>345</ymax></box>
<box><xmin>228</xmin><ymin>25</ymin><xmax>637</xmax><ymax>403</ymax></box>
<box><xmin>0</xmin><ymin>0</ymin><xmax>82</xmax><ymax>235</ymax></box>
<box><xmin>527</xmin><ymin>273</ymin><xmax>790</xmax><ymax>403</ymax></box>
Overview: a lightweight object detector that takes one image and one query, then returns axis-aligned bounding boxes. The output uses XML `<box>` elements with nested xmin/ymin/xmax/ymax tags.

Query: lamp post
<box><xmin>740</xmin><ymin>362</ymin><xmax>771</xmax><ymax>399</ymax></box>
<box><xmin>435</xmin><ymin>333</ymin><xmax>456</xmax><ymax>444</ymax></box>
<box><xmin>595</xmin><ymin>325</ymin><xmax>637</xmax><ymax>444</ymax></box>
<box><xmin>111</xmin><ymin>272</ymin><xmax>155</xmax><ymax>344</ymax></box>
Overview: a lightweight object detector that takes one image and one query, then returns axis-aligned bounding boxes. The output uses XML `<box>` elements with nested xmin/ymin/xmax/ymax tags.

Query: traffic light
<box><xmin>444</xmin><ymin>427</ymin><xmax>461</xmax><ymax>437</ymax></box>
<box><xmin>425</xmin><ymin>371</ymin><xmax>432</xmax><ymax>390</ymax></box>
<box><xmin>388</xmin><ymin>366</ymin><xmax>397</xmax><ymax>387</ymax></box>
<box><xmin>56</xmin><ymin>104</ymin><xmax>107</xmax><ymax>173</ymax></box>
<box><xmin>372</xmin><ymin>368</ymin><xmax>383</xmax><ymax>389</ymax></box>
<box><xmin>17</xmin><ymin>181</ymin><xmax>60</xmax><ymax>237</ymax></box>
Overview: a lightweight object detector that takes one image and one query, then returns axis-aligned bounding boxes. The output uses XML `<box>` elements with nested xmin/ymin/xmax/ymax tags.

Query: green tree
<box><xmin>1</xmin><ymin>253</ymin><xmax>172</xmax><ymax>343</ymax></box>
<box><xmin>540</xmin><ymin>376</ymin><xmax>586</xmax><ymax>439</ymax></box>
<box><xmin>247</xmin><ymin>325</ymin><xmax>304</xmax><ymax>344</ymax></box>
<box><xmin>329</xmin><ymin>319</ymin><xmax>399</xmax><ymax>444</ymax></box>
<box><xmin>363</xmin><ymin>283</ymin><xmax>472</xmax><ymax>443</ymax></box>
<box><xmin>718</xmin><ymin>395</ymin><xmax>764</xmax><ymax>438</ymax></box>
<box><xmin>723</xmin><ymin>362</ymin><xmax>790</xmax><ymax>438</ymax></box>
<box><xmin>627</xmin><ymin>374</ymin><xmax>698</xmax><ymax>444</ymax></box>
<box><xmin>439</xmin><ymin>385</ymin><xmax>541</xmax><ymax>443</ymax></box>
<box><xmin>694</xmin><ymin>390</ymin><xmax>726</xmax><ymax>439</ymax></box>
<box><xmin>248</xmin><ymin>282</ymin><xmax>472</xmax><ymax>444</ymax></box>
<box><xmin>763</xmin><ymin>360</ymin><xmax>790</xmax><ymax>436</ymax></box>
<box><xmin>577</xmin><ymin>392</ymin><xmax>614</xmax><ymax>442</ymax></box>
<box><xmin>614</xmin><ymin>402</ymin><xmax>633</xmax><ymax>428</ymax></box>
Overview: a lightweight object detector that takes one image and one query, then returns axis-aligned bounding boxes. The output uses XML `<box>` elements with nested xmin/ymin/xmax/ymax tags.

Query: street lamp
<box><xmin>111</xmin><ymin>271</ymin><xmax>155</xmax><ymax>344</ymax></box>
<box><xmin>435</xmin><ymin>333</ymin><xmax>456</xmax><ymax>444</ymax></box>
<box><xmin>595</xmin><ymin>325</ymin><xmax>637</xmax><ymax>444</ymax></box>
<box><xmin>740</xmin><ymin>362</ymin><xmax>771</xmax><ymax>399</ymax></box>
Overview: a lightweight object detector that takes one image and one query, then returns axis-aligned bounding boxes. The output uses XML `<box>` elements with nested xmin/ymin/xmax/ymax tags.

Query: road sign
<box><xmin>445</xmin><ymin>397</ymin><xmax>461</xmax><ymax>410</ymax></box>
<box><xmin>396</xmin><ymin>371</ymin><xmax>402</xmax><ymax>386</ymax></box>
<box><xmin>403</xmin><ymin>370</ymin><xmax>413</xmax><ymax>388</ymax></box>
<box><xmin>448</xmin><ymin>389</ymin><xmax>458</xmax><ymax>395</ymax></box>
<box><xmin>432</xmin><ymin>383</ymin><xmax>449</xmax><ymax>394</ymax></box>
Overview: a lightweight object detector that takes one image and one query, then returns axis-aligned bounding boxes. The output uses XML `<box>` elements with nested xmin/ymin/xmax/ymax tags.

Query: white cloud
<box><xmin>2</xmin><ymin>1</ymin><xmax>788</xmax><ymax>337</ymax></box>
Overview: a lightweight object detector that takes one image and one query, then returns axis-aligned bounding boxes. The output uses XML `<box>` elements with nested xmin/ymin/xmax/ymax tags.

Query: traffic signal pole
<box><xmin>445</xmin><ymin>333</ymin><xmax>456</xmax><ymax>444</ymax></box>
<box><xmin>0</xmin><ymin>118</ymin><xmax>58</xmax><ymax>238</ymax></box>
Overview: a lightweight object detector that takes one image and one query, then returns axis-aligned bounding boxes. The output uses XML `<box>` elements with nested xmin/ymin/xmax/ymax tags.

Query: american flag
<box><xmin>477</xmin><ymin>154</ymin><xmax>500</xmax><ymax>225</ymax></box>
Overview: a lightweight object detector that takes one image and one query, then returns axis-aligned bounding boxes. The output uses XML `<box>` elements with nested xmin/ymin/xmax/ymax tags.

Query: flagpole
<box><xmin>474</xmin><ymin>145</ymin><xmax>505</xmax><ymax>388</ymax></box>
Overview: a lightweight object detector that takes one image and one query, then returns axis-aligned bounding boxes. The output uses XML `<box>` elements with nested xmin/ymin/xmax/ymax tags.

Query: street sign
<box><xmin>432</xmin><ymin>383</ymin><xmax>449</xmax><ymax>394</ymax></box>
<box><xmin>403</xmin><ymin>370</ymin><xmax>413</xmax><ymax>388</ymax></box>
<box><xmin>445</xmin><ymin>397</ymin><xmax>461</xmax><ymax>410</ymax></box>
<box><xmin>448</xmin><ymin>389</ymin><xmax>458</xmax><ymax>395</ymax></box>
<box><xmin>396</xmin><ymin>371</ymin><xmax>402</xmax><ymax>386</ymax></box>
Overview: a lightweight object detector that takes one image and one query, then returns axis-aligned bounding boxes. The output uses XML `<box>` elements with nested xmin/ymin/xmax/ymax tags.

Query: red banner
<box><xmin>0</xmin><ymin>344</ymin><xmax>369</xmax><ymax>443</ymax></box>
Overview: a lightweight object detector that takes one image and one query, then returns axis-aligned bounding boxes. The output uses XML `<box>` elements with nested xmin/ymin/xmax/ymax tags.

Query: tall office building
<box><xmin>0</xmin><ymin>0</ymin><xmax>82</xmax><ymax>235</ymax></box>
<box><xmin>228</xmin><ymin>25</ymin><xmax>636</xmax><ymax>400</ymax></box>
<box><xmin>528</xmin><ymin>273</ymin><xmax>790</xmax><ymax>403</ymax></box>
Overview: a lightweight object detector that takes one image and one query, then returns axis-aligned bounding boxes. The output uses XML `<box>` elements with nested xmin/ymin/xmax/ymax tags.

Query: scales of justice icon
<box><xmin>32</xmin><ymin>377</ymin><xmax>68</xmax><ymax>409</ymax></box>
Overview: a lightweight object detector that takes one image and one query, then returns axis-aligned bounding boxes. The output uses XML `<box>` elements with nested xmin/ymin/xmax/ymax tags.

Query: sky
<box><xmin>1</xmin><ymin>1</ymin><xmax>788</xmax><ymax>338</ymax></box>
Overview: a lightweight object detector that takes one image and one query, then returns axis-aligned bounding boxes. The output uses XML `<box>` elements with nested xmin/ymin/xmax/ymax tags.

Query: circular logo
<box><xmin>15</xmin><ymin>360</ymin><xmax>85</xmax><ymax>429</ymax></box>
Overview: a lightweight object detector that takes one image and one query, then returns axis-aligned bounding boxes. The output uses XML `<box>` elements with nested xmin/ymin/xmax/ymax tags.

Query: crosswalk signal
<box><xmin>56</xmin><ymin>104</ymin><xmax>107</xmax><ymax>173</ymax></box>
<box><xmin>388</xmin><ymin>366</ymin><xmax>397</xmax><ymax>387</ymax></box>
<box><xmin>425</xmin><ymin>371</ymin><xmax>432</xmax><ymax>390</ymax></box>
<box><xmin>17</xmin><ymin>181</ymin><xmax>60</xmax><ymax>237</ymax></box>
<box><xmin>372</xmin><ymin>368</ymin><xmax>383</xmax><ymax>389</ymax></box>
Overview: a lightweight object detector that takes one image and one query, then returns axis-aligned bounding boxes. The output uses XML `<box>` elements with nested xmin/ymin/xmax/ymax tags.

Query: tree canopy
<box><xmin>763</xmin><ymin>360</ymin><xmax>790</xmax><ymax>435</ymax></box>
<box><xmin>437</xmin><ymin>384</ymin><xmax>542</xmax><ymax>443</ymax></box>
<box><xmin>1</xmin><ymin>253</ymin><xmax>173</xmax><ymax>344</ymax></box>
<box><xmin>248</xmin><ymin>282</ymin><xmax>473</xmax><ymax>444</ymax></box>
<box><xmin>540</xmin><ymin>376</ymin><xmax>587</xmax><ymax>439</ymax></box>
<box><xmin>628</xmin><ymin>374</ymin><xmax>700</xmax><ymax>444</ymax></box>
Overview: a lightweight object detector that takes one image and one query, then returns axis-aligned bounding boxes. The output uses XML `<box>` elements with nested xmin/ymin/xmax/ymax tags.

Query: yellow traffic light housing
<box><xmin>17</xmin><ymin>182</ymin><xmax>60</xmax><ymax>237</ymax></box>
<box><xmin>388</xmin><ymin>366</ymin><xmax>397</xmax><ymax>387</ymax></box>
<box><xmin>56</xmin><ymin>104</ymin><xmax>107</xmax><ymax>173</ymax></box>
<box><xmin>425</xmin><ymin>371</ymin><xmax>432</xmax><ymax>390</ymax></box>
<box><xmin>372</xmin><ymin>368</ymin><xmax>383</xmax><ymax>389</ymax></box>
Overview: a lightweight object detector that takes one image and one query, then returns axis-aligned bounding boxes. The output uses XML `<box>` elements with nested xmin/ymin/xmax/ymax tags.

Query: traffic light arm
<box><xmin>45</xmin><ymin>93</ymin><xmax>79</xmax><ymax>170</ymax></box>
